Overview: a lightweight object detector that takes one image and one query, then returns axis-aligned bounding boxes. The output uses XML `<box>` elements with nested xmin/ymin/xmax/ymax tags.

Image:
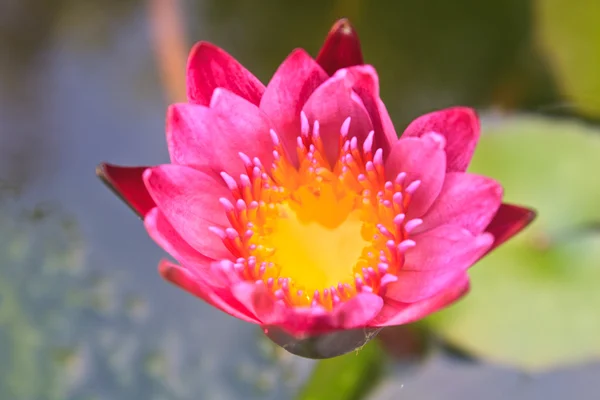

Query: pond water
<box><xmin>0</xmin><ymin>1</ymin><xmax>597</xmax><ymax>399</ymax></box>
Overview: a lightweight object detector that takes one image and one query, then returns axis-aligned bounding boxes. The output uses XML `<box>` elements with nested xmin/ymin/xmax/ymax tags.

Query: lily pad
<box><xmin>536</xmin><ymin>0</ymin><xmax>600</xmax><ymax>117</ymax></box>
<box><xmin>426</xmin><ymin>115</ymin><xmax>600</xmax><ymax>371</ymax></box>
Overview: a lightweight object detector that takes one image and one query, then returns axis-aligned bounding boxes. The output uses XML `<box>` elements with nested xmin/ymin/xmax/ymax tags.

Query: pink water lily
<box><xmin>98</xmin><ymin>19</ymin><xmax>535</xmax><ymax>357</ymax></box>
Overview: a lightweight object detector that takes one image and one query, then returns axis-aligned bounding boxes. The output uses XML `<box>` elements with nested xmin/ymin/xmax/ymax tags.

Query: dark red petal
<box><xmin>316</xmin><ymin>18</ymin><xmax>364</xmax><ymax>76</ymax></box>
<box><xmin>96</xmin><ymin>163</ymin><xmax>155</xmax><ymax>218</ymax></box>
<box><xmin>484</xmin><ymin>203</ymin><xmax>537</xmax><ymax>252</ymax></box>
<box><xmin>186</xmin><ymin>42</ymin><xmax>265</xmax><ymax>106</ymax></box>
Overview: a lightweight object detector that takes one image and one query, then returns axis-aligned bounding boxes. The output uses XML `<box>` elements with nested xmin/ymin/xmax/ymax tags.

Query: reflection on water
<box><xmin>0</xmin><ymin>0</ymin><xmax>596</xmax><ymax>399</ymax></box>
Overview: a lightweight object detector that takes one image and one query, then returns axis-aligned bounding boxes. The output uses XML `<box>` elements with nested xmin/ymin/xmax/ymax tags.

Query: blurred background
<box><xmin>1</xmin><ymin>0</ymin><xmax>599</xmax><ymax>399</ymax></box>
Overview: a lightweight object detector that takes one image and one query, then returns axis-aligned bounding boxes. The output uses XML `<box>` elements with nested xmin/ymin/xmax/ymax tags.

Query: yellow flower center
<box><xmin>216</xmin><ymin>115</ymin><xmax>421</xmax><ymax>309</ymax></box>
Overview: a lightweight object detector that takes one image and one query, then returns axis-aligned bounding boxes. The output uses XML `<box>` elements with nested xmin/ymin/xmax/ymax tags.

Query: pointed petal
<box><xmin>384</xmin><ymin>134</ymin><xmax>447</xmax><ymax>218</ymax></box>
<box><xmin>159</xmin><ymin>260</ymin><xmax>259</xmax><ymax>323</ymax></box>
<box><xmin>373</xmin><ymin>275</ymin><xmax>469</xmax><ymax>327</ymax></box>
<box><xmin>144</xmin><ymin>207</ymin><xmax>211</xmax><ymax>268</ymax></box>
<box><xmin>418</xmin><ymin>172</ymin><xmax>503</xmax><ymax>235</ymax></box>
<box><xmin>166</xmin><ymin>93</ymin><xmax>273</xmax><ymax>177</ymax></box>
<box><xmin>316</xmin><ymin>18</ymin><xmax>364</xmax><ymax>76</ymax></box>
<box><xmin>96</xmin><ymin>163</ymin><xmax>155</xmax><ymax>218</ymax></box>
<box><xmin>401</xmin><ymin>107</ymin><xmax>480</xmax><ymax>172</ymax></box>
<box><xmin>186</xmin><ymin>42</ymin><xmax>265</xmax><ymax>106</ymax></box>
<box><xmin>484</xmin><ymin>203</ymin><xmax>537</xmax><ymax>253</ymax></box>
<box><xmin>385</xmin><ymin>230</ymin><xmax>492</xmax><ymax>303</ymax></box>
<box><xmin>143</xmin><ymin>164</ymin><xmax>232</xmax><ymax>260</ymax></box>
<box><xmin>302</xmin><ymin>74</ymin><xmax>373</xmax><ymax>167</ymax></box>
<box><xmin>405</xmin><ymin>226</ymin><xmax>494</xmax><ymax>271</ymax></box>
<box><xmin>340</xmin><ymin>66</ymin><xmax>397</xmax><ymax>157</ymax></box>
<box><xmin>260</xmin><ymin>49</ymin><xmax>328</xmax><ymax>167</ymax></box>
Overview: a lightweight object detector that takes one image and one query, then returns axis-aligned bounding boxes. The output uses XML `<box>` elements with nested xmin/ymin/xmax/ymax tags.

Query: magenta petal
<box><xmin>166</xmin><ymin>94</ymin><xmax>273</xmax><ymax>177</ymax></box>
<box><xmin>419</xmin><ymin>172</ymin><xmax>503</xmax><ymax>235</ymax></box>
<box><xmin>316</xmin><ymin>18</ymin><xmax>364</xmax><ymax>76</ymax></box>
<box><xmin>232</xmin><ymin>282</ymin><xmax>383</xmax><ymax>336</ymax></box>
<box><xmin>96</xmin><ymin>163</ymin><xmax>155</xmax><ymax>218</ymax></box>
<box><xmin>404</xmin><ymin>226</ymin><xmax>494</xmax><ymax>271</ymax></box>
<box><xmin>159</xmin><ymin>260</ymin><xmax>260</xmax><ymax>323</ymax></box>
<box><xmin>186</xmin><ymin>42</ymin><xmax>265</xmax><ymax>106</ymax></box>
<box><xmin>278</xmin><ymin>292</ymin><xmax>383</xmax><ymax>336</ymax></box>
<box><xmin>401</xmin><ymin>107</ymin><xmax>480</xmax><ymax>172</ymax></box>
<box><xmin>484</xmin><ymin>203</ymin><xmax>537</xmax><ymax>253</ymax></box>
<box><xmin>143</xmin><ymin>164</ymin><xmax>232</xmax><ymax>260</ymax></box>
<box><xmin>144</xmin><ymin>207</ymin><xmax>211</xmax><ymax>268</ymax></box>
<box><xmin>341</xmin><ymin>66</ymin><xmax>397</xmax><ymax>157</ymax></box>
<box><xmin>385</xmin><ymin>229</ymin><xmax>492</xmax><ymax>302</ymax></box>
<box><xmin>260</xmin><ymin>49</ymin><xmax>328</xmax><ymax>167</ymax></box>
<box><xmin>384</xmin><ymin>134</ymin><xmax>447</xmax><ymax>218</ymax></box>
<box><xmin>302</xmin><ymin>74</ymin><xmax>373</xmax><ymax>167</ymax></box>
<box><xmin>373</xmin><ymin>275</ymin><xmax>469</xmax><ymax>327</ymax></box>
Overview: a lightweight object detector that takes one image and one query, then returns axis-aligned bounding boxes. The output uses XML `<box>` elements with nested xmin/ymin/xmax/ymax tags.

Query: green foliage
<box><xmin>536</xmin><ymin>0</ymin><xmax>600</xmax><ymax>117</ymax></box>
<box><xmin>427</xmin><ymin>115</ymin><xmax>600</xmax><ymax>370</ymax></box>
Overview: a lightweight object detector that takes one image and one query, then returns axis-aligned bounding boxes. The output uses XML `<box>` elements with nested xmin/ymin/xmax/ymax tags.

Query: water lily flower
<box><xmin>98</xmin><ymin>19</ymin><xmax>535</xmax><ymax>358</ymax></box>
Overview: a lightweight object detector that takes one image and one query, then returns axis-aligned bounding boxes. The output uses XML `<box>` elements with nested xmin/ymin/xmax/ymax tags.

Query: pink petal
<box><xmin>404</xmin><ymin>225</ymin><xmax>494</xmax><ymax>271</ymax></box>
<box><xmin>302</xmin><ymin>74</ymin><xmax>373</xmax><ymax>167</ymax></box>
<box><xmin>96</xmin><ymin>163</ymin><xmax>155</xmax><ymax>218</ymax></box>
<box><xmin>341</xmin><ymin>66</ymin><xmax>397</xmax><ymax>157</ymax></box>
<box><xmin>484</xmin><ymin>203</ymin><xmax>537</xmax><ymax>253</ymax></box>
<box><xmin>384</xmin><ymin>134</ymin><xmax>447</xmax><ymax>218</ymax></box>
<box><xmin>401</xmin><ymin>107</ymin><xmax>480</xmax><ymax>172</ymax></box>
<box><xmin>316</xmin><ymin>18</ymin><xmax>364</xmax><ymax>76</ymax></box>
<box><xmin>143</xmin><ymin>164</ymin><xmax>232</xmax><ymax>260</ymax></box>
<box><xmin>232</xmin><ymin>282</ymin><xmax>383</xmax><ymax>336</ymax></box>
<box><xmin>418</xmin><ymin>172</ymin><xmax>503</xmax><ymax>235</ymax></box>
<box><xmin>372</xmin><ymin>275</ymin><xmax>469</xmax><ymax>327</ymax></box>
<box><xmin>159</xmin><ymin>260</ymin><xmax>260</xmax><ymax>323</ymax></box>
<box><xmin>144</xmin><ymin>207</ymin><xmax>211</xmax><ymax>268</ymax></box>
<box><xmin>166</xmin><ymin>93</ymin><xmax>273</xmax><ymax>177</ymax></box>
<box><xmin>260</xmin><ymin>49</ymin><xmax>328</xmax><ymax>167</ymax></box>
<box><xmin>186</xmin><ymin>42</ymin><xmax>265</xmax><ymax>106</ymax></box>
<box><xmin>384</xmin><ymin>229</ymin><xmax>492</xmax><ymax>303</ymax></box>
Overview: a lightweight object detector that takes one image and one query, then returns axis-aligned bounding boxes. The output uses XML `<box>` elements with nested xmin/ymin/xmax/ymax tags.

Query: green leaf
<box><xmin>427</xmin><ymin>115</ymin><xmax>600</xmax><ymax>371</ymax></box>
<box><xmin>536</xmin><ymin>0</ymin><xmax>600</xmax><ymax>117</ymax></box>
<box><xmin>296</xmin><ymin>340</ymin><xmax>386</xmax><ymax>400</ymax></box>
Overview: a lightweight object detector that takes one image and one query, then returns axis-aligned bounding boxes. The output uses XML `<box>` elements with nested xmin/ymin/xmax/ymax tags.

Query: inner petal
<box><xmin>271</xmin><ymin>204</ymin><xmax>368</xmax><ymax>294</ymax></box>
<box><xmin>214</xmin><ymin>115</ymin><xmax>423</xmax><ymax>309</ymax></box>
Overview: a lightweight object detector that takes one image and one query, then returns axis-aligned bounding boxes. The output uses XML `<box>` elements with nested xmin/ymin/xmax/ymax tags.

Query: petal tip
<box><xmin>97</xmin><ymin>163</ymin><xmax>155</xmax><ymax>218</ymax></box>
<box><xmin>316</xmin><ymin>19</ymin><xmax>364</xmax><ymax>76</ymax></box>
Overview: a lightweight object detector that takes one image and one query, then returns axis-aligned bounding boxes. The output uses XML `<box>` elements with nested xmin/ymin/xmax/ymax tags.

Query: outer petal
<box><xmin>302</xmin><ymin>73</ymin><xmax>373</xmax><ymax>167</ymax></box>
<box><xmin>260</xmin><ymin>49</ymin><xmax>328</xmax><ymax>167</ymax></box>
<box><xmin>401</xmin><ymin>107</ymin><xmax>480</xmax><ymax>172</ymax></box>
<box><xmin>143</xmin><ymin>164</ymin><xmax>232</xmax><ymax>260</ymax></box>
<box><xmin>384</xmin><ymin>134</ymin><xmax>447</xmax><ymax>218</ymax></box>
<box><xmin>316</xmin><ymin>18</ymin><xmax>364</xmax><ymax>76</ymax></box>
<box><xmin>144</xmin><ymin>207</ymin><xmax>211</xmax><ymax>268</ymax></box>
<box><xmin>340</xmin><ymin>66</ymin><xmax>397</xmax><ymax>157</ymax></box>
<box><xmin>166</xmin><ymin>91</ymin><xmax>273</xmax><ymax>177</ymax></box>
<box><xmin>159</xmin><ymin>260</ymin><xmax>260</xmax><ymax>323</ymax></box>
<box><xmin>96</xmin><ymin>163</ymin><xmax>155</xmax><ymax>218</ymax></box>
<box><xmin>404</xmin><ymin>226</ymin><xmax>494</xmax><ymax>271</ymax></box>
<box><xmin>186</xmin><ymin>42</ymin><xmax>265</xmax><ymax>106</ymax></box>
<box><xmin>418</xmin><ymin>172</ymin><xmax>503</xmax><ymax>235</ymax></box>
<box><xmin>232</xmin><ymin>282</ymin><xmax>383</xmax><ymax>336</ymax></box>
<box><xmin>372</xmin><ymin>275</ymin><xmax>469</xmax><ymax>327</ymax></box>
<box><xmin>484</xmin><ymin>203</ymin><xmax>537</xmax><ymax>253</ymax></box>
<box><xmin>384</xmin><ymin>228</ymin><xmax>492</xmax><ymax>303</ymax></box>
